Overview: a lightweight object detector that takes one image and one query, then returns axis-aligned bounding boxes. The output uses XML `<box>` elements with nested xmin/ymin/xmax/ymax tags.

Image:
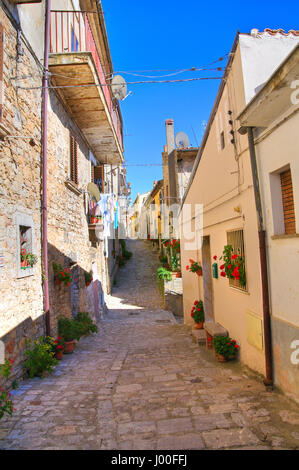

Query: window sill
<box><xmin>271</xmin><ymin>233</ymin><xmax>299</xmax><ymax>240</ymax></box>
<box><xmin>17</xmin><ymin>267</ymin><xmax>35</xmax><ymax>279</ymax></box>
<box><xmin>64</xmin><ymin>180</ymin><xmax>82</xmax><ymax>196</ymax></box>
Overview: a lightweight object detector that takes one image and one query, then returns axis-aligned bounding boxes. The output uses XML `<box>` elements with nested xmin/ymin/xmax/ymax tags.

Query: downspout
<box><xmin>247</xmin><ymin>127</ymin><xmax>273</xmax><ymax>387</ymax></box>
<box><xmin>42</xmin><ymin>0</ymin><xmax>51</xmax><ymax>336</ymax></box>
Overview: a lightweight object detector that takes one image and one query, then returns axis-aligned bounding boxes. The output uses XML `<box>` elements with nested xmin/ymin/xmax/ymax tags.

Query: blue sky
<box><xmin>103</xmin><ymin>0</ymin><xmax>299</xmax><ymax>203</ymax></box>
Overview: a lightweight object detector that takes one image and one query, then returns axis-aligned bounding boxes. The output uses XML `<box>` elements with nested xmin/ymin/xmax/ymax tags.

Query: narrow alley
<box><xmin>0</xmin><ymin>240</ymin><xmax>298</xmax><ymax>450</ymax></box>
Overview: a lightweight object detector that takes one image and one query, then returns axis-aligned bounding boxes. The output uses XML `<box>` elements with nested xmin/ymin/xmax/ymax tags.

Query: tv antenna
<box><xmin>175</xmin><ymin>132</ymin><xmax>190</xmax><ymax>149</ymax></box>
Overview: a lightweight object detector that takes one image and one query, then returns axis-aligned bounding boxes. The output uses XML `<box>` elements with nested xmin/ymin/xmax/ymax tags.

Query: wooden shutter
<box><xmin>94</xmin><ymin>164</ymin><xmax>104</xmax><ymax>193</ymax></box>
<box><xmin>70</xmin><ymin>134</ymin><xmax>78</xmax><ymax>185</ymax></box>
<box><xmin>280</xmin><ymin>169</ymin><xmax>296</xmax><ymax>234</ymax></box>
<box><xmin>0</xmin><ymin>23</ymin><xmax>4</xmax><ymax>122</ymax></box>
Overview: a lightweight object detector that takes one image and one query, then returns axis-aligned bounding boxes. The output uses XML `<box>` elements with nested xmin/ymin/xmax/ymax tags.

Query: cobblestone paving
<box><xmin>1</xmin><ymin>240</ymin><xmax>299</xmax><ymax>450</ymax></box>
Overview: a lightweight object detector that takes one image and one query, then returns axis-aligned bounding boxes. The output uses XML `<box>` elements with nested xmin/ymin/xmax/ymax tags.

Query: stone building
<box><xmin>0</xmin><ymin>1</ymin><xmax>128</xmax><ymax>381</ymax></box>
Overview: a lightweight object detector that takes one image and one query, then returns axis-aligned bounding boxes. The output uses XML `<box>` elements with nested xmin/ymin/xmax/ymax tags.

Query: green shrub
<box><xmin>74</xmin><ymin>312</ymin><xmax>98</xmax><ymax>338</ymax></box>
<box><xmin>24</xmin><ymin>338</ymin><xmax>58</xmax><ymax>378</ymax></box>
<box><xmin>0</xmin><ymin>359</ymin><xmax>14</xmax><ymax>421</ymax></box>
<box><xmin>156</xmin><ymin>266</ymin><xmax>172</xmax><ymax>281</ymax></box>
<box><xmin>214</xmin><ymin>336</ymin><xmax>240</xmax><ymax>359</ymax></box>
<box><xmin>58</xmin><ymin>316</ymin><xmax>76</xmax><ymax>342</ymax></box>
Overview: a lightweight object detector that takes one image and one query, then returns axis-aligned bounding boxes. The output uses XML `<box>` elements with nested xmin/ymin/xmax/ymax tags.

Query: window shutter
<box><xmin>281</xmin><ymin>169</ymin><xmax>296</xmax><ymax>234</ymax></box>
<box><xmin>94</xmin><ymin>164</ymin><xmax>104</xmax><ymax>193</ymax></box>
<box><xmin>70</xmin><ymin>133</ymin><xmax>78</xmax><ymax>185</ymax></box>
<box><xmin>0</xmin><ymin>23</ymin><xmax>4</xmax><ymax>122</ymax></box>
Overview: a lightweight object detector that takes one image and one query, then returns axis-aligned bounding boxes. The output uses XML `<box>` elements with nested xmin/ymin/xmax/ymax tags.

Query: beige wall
<box><xmin>181</xmin><ymin>43</ymin><xmax>266</xmax><ymax>375</ymax></box>
<box><xmin>254</xmin><ymin>109</ymin><xmax>299</xmax><ymax>397</ymax></box>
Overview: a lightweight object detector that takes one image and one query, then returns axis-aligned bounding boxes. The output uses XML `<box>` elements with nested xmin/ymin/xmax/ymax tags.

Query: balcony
<box><xmin>49</xmin><ymin>10</ymin><xmax>123</xmax><ymax>164</ymax></box>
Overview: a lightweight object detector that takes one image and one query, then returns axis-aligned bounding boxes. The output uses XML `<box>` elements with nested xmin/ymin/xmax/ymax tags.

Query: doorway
<box><xmin>202</xmin><ymin>236</ymin><xmax>214</xmax><ymax>322</ymax></box>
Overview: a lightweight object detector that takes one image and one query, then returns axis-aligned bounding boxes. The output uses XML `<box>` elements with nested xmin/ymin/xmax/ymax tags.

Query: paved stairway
<box><xmin>0</xmin><ymin>240</ymin><xmax>298</xmax><ymax>450</ymax></box>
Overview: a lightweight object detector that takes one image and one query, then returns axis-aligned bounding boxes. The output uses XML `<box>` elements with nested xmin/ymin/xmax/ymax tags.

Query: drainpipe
<box><xmin>247</xmin><ymin>127</ymin><xmax>273</xmax><ymax>387</ymax></box>
<box><xmin>42</xmin><ymin>0</ymin><xmax>51</xmax><ymax>336</ymax></box>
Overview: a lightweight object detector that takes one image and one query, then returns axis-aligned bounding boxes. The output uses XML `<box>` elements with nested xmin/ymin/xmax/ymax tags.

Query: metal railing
<box><xmin>50</xmin><ymin>10</ymin><xmax>123</xmax><ymax>151</ymax></box>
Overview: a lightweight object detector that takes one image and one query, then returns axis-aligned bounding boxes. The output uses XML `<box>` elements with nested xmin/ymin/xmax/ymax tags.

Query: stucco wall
<box><xmin>180</xmin><ymin>42</ymin><xmax>266</xmax><ymax>375</ymax></box>
<box><xmin>255</xmin><ymin>109</ymin><xmax>299</xmax><ymax>397</ymax></box>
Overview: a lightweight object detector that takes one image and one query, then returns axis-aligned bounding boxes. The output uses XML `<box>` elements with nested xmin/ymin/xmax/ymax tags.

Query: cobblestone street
<box><xmin>0</xmin><ymin>240</ymin><xmax>299</xmax><ymax>450</ymax></box>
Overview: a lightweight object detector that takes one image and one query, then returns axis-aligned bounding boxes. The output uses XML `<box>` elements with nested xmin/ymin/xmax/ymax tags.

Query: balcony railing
<box><xmin>50</xmin><ymin>10</ymin><xmax>123</xmax><ymax>151</ymax></box>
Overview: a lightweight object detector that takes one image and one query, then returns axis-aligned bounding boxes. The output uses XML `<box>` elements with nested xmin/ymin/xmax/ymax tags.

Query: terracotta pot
<box><xmin>217</xmin><ymin>354</ymin><xmax>227</xmax><ymax>363</ymax></box>
<box><xmin>55</xmin><ymin>350</ymin><xmax>64</xmax><ymax>360</ymax></box>
<box><xmin>194</xmin><ymin>321</ymin><xmax>204</xmax><ymax>329</ymax></box>
<box><xmin>90</xmin><ymin>217</ymin><xmax>97</xmax><ymax>224</ymax></box>
<box><xmin>171</xmin><ymin>271</ymin><xmax>181</xmax><ymax>279</ymax></box>
<box><xmin>85</xmin><ymin>281</ymin><xmax>91</xmax><ymax>287</ymax></box>
<box><xmin>63</xmin><ymin>340</ymin><xmax>75</xmax><ymax>354</ymax></box>
<box><xmin>196</xmin><ymin>269</ymin><xmax>203</xmax><ymax>276</ymax></box>
<box><xmin>54</xmin><ymin>277</ymin><xmax>62</xmax><ymax>286</ymax></box>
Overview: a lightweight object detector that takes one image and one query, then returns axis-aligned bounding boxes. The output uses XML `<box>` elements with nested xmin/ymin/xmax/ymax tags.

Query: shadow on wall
<box><xmin>0</xmin><ymin>243</ymin><xmax>105</xmax><ymax>385</ymax></box>
<box><xmin>48</xmin><ymin>243</ymin><xmax>104</xmax><ymax>333</ymax></box>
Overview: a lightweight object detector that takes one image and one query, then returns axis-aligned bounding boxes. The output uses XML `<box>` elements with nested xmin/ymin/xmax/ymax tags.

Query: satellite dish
<box><xmin>175</xmin><ymin>132</ymin><xmax>190</xmax><ymax>149</ymax></box>
<box><xmin>111</xmin><ymin>75</ymin><xmax>127</xmax><ymax>100</ymax></box>
<box><xmin>87</xmin><ymin>182</ymin><xmax>100</xmax><ymax>202</ymax></box>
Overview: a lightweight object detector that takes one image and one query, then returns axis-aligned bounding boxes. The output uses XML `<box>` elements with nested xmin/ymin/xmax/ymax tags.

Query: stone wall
<box><xmin>0</xmin><ymin>7</ymin><xmax>45</xmax><ymax>381</ymax></box>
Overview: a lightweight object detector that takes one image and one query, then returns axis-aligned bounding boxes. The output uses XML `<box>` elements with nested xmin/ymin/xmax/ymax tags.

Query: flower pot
<box><xmin>85</xmin><ymin>281</ymin><xmax>91</xmax><ymax>287</ymax></box>
<box><xmin>171</xmin><ymin>271</ymin><xmax>181</xmax><ymax>279</ymax></box>
<box><xmin>194</xmin><ymin>321</ymin><xmax>204</xmax><ymax>329</ymax></box>
<box><xmin>55</xmin><ymin>350</ymin><xmax>64</xmax><ymax>360</ymax></box>
<box><xmin>90</xmin><ymin>217</ymin><xmax>97</xmax><ymax>224</ymax></box>
<box><xmin>196</xmin><ymin>269</ymin><xmax>203</xmax><ymax>276</ymax></box>
<box><xmin>54</xmin><ymin>277</ymin><xmax>62</xmax><ymax>286</ymax></box>
<box><xmin>217</xmin><ymin>354</ymin><xmax>227</xmax><ymax>363</ymax></box>
<box><xmin>63</xmin><ymin>340</ymin><xmax>75</xmax><ymax>354</ymax></box>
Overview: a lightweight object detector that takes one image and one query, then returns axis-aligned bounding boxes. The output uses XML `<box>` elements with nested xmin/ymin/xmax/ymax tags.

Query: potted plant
<box><xmin>27</xmin><ymin>253</ymin><xmax>38</xmax><ymax>267</ymax></box>
<box><xmin>219</xmin><ymin>245</ymin><xmax>246</xmax><ymax>287</ymax></box>
<box><xmin>191</xmin><ymin>300</ymin><xmax>205</xmax><ymax>329</ymax></box>
<box><xmin>53</xmin><ymin>262</ymin><xmax>73</xmax><ymax>287</ymax></box>
<box><xmin>20</xmin><ymin>249</ymin><xmax>29</xmax><ymax>269</ymax></box>
<box><xmin>214</xmin><ymin>335</ymin><xmax>240</xmax><ymax>362</ymax></box>
<box><xmin>58</xmin><ymin>316</ymin><xmax>76</xmax><ymax>353</ymax></box>
<box><xmin>53</xmin><ymin>337</ymin><xmax>65</xmax><ymax>360</ymax></box>
<box><xmin>186</xmin><ymin>259</ymin><xmax>202</xmax><ymax>276</ymax></box>
<box><xmin>84</xmin><ymin>270</ymin><xmax>93</xmax><ymax>287</ymax></box>
<box><xmin>170</xmin><ymin>255</ymin><xmax>181</xmax><ymax>278</ymax></box>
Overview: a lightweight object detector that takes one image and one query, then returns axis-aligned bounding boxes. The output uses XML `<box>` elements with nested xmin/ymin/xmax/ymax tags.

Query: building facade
<box><xmin>0</xmin><ymin>0</ymin><xmax>127</xmax><ymax>380</ymax></box>
<box><xmin>180</xmin><ymin>29</ymin><xmax>299</xmax><ymax>387</ymax></box>
<box><xmin>238</xmin><ymin>43</ymin><xmax>299</xmax><ymax>399</ymax></box>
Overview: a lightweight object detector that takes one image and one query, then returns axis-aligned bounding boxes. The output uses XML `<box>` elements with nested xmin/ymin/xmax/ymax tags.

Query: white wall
<box><xmin>239</xmin><ymin>32</ymin><xmax>299</xmax><ymax>104</ymax></box>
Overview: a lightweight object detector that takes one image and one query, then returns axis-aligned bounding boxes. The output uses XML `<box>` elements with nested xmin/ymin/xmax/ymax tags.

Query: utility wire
<box><xmin>17</xmin><ymin>76</ymin><xmax>222</xmax><ymax>90</ymax></box>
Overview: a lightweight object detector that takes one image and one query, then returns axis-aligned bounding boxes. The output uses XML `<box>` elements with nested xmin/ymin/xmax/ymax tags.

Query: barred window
<box><xmin>227</xmin><ymin>229</ymin><xmax>247</xmax><ymax>291</ymax></box>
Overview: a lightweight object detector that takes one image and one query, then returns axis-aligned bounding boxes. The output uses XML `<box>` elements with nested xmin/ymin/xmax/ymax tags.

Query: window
<box><xmin>270</xmin><ymin>165</ymin><xmax>296</xmax><ymax>236</ymax></box>
<box><xmin>280</xmin><ymin>169</ymin><xmax>296</xmax><ymax>235</ymax></box>
<box><xmin>15</xmin><ymin>213</ymin><xmax>36</xmax><ymax>278</ymax></box>
<box><xmin>70</xmin><ymin>133</ymin><xmax>78</xmax><ymax>185</ymax></box>
<box><xmin>220</xmin><ymin>131</ymin><xmax>225</xmax><ymax>150</ymax></box>
<box><xmin>227</xmin><ymin>229</ymin><xmax>247</xmax><ymax>291</ymax></box>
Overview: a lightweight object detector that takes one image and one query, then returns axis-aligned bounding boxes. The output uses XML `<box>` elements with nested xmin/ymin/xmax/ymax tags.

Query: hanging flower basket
<box><xmin>53</xmin><ymin>262</ymin><xmax>73</xmax><ymax>287</ymax></box>
<box><xmin>186</xmin><ymin>259</ymin><xmax>202</xmax><ymax>276</ymax></box>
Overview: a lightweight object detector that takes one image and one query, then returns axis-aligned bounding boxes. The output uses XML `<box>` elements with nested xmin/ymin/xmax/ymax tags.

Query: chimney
<box><xmin>165</xmin><ymin>119</ymin><xmax>175</xmax><ymax>154</ymax></box>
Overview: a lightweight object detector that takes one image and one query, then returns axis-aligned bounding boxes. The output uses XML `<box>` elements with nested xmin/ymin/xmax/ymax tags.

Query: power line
<box><xmin>17</xmin><ymin>76</ymin><xmax>222</xmax><ymax>91</ymax></box>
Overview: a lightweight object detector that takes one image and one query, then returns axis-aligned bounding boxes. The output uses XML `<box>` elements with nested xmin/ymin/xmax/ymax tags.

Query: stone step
<box><xmin>191</xmin><ymin>328</ymin><xmax>207</xmax><ymax>344</ymax></box>
<box><xmin>204</xmin><ymin>321</ymin><xmax>228</xmax><ymax>337</ymax></box>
